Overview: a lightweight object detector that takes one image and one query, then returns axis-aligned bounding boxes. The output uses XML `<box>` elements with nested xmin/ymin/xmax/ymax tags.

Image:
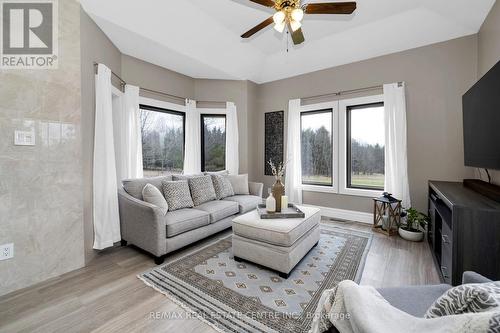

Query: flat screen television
<box><xmin>463</xmin><ymin>59</ymin><xmax>500</xmax><ymax>170</ymax></box>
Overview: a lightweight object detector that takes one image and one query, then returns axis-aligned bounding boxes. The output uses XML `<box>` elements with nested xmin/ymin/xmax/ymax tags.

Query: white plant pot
<box><xmin>398</xmin><ymin>227</ymin><xmax>424</xmax><ymax>242</ymax></box>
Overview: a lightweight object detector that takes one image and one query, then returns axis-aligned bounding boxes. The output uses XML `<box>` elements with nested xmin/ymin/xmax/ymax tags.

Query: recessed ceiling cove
<box><xmin>80</xmin><ymin>0</ymin><xmax>495</xmax><ymax>83</ymax></box>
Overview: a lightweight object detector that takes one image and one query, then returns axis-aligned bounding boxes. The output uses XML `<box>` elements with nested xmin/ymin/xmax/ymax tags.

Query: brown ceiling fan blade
<box><xmin>289</xmin><ymin>26</ymin><xmax>305</xmax><ymax>45</ymax></box>
<box><xmin>304</xmin><ymin>2</ymin><xmax>356</xmax><ymax>14</ymax></box>
<box><xmin>241</xmin><ymin>17</ymin><xmax>274</xmax><ymax>38</ymax></box>
<box><xmin>248</xmin><ymin>0</ymin><xmax>275</xmax><ymax>7</ymax></box>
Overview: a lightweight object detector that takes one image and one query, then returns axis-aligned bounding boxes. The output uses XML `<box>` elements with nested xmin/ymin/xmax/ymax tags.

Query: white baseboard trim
<box><xmin>302</xmin><ymin>204</ymin><xmax>372</xmax><ymax>224</ymax></box>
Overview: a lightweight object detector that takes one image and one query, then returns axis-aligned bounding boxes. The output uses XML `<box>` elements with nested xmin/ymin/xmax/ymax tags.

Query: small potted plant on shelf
<box><xmin>398</xmin><ymin>208</ymin><xmax>429</xmax><ymax>242</ymax></box>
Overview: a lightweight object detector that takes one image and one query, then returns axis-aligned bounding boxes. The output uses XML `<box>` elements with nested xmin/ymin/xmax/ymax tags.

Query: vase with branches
<box><xmin>268</xmin><ymin>159</ymin><xmax>287</xmax><ymax>212</ymax></box>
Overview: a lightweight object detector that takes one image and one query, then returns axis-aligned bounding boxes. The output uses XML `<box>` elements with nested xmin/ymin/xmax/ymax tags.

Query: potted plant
<box><xmin>398</xmin><ymin>208</ymin><xmax>429</xmax><ymax>242</ymax></box>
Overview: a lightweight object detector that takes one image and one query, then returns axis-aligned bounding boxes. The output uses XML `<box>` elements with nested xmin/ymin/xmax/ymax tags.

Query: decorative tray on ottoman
<box><xmin>257</xmin><ymin>204</ymin><xmax>305</xmax><ymax>219</ymax></box>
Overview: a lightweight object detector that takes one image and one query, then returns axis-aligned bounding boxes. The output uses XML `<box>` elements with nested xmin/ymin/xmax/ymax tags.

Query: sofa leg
<box><xmin>121</xmin><ymin>239</ymin><xmax>128</xmax><ymax>246</ymax></box>
<box><xmin>154</xmin><ymin>255</ymin><xmax>166</xmax><ymax>265</ymax></box>
<box><xmin>278</xmin><ymin>272</ymin><xmax>290</xmax><ymax>279</ymax></box>
<box><xmin>234</xmin><ymin>256</ymin><xmax>243</xmax><ymax>262</ymax></box>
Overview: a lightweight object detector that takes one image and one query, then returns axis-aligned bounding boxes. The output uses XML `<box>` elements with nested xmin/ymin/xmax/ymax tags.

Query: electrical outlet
<box><xmin>0</xmin><ymin>243</ymin><xmax>14</xmax><ymax>261</ymax></box>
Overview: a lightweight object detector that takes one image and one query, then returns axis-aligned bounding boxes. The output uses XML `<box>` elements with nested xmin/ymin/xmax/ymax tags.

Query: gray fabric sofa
<box><xmin>118</xmin><ymin>175</ymin><xmax>263</xmax><ymax>264</ymax></box>
<box><xmin>329</xmin><ymin>271</ymin><xmax>492</xmax><ymax>333</ymax></box>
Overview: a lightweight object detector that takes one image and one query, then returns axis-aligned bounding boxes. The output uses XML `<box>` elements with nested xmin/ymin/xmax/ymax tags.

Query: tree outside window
<box><xmin>140</xmin><ymin>105</ymin><xmax>184</xmax><ymax>177</ymax></box>
<box><xmin>300</xmin><ymin>110</ymin><xmax>333</xmax><ymax>186</ymax></box>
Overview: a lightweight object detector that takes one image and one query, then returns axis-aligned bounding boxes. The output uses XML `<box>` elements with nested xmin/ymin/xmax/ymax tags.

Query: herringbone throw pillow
<box><xmin>162</xmin><ymin>180</ymin><xmax>194</xmax><ymax>211</ymax></box>
<box><xmin>188</xmin><ymin>175</ymin><xmax>217</xmax><ymax>206</ymax></box>
<box><xmin>211</xmin><ymin>175</ymin><xmax>234</xmax><ymax>200</ymax></box>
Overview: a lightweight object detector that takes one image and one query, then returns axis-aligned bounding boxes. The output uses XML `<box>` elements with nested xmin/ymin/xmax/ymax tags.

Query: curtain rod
<box><xmin>302</xmin><ymin>82</ymin><xmax>403</xmax><ymax>101</ymax></box>
<box><xmin>92</xmin><ymin>62</ymin><xmax>227</xmax><ymax>105</ymax></box>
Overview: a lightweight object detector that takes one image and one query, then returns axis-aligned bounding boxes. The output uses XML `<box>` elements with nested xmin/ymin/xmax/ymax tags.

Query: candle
<box><xmin>281</xmin><ymin>195</ymin><xmax>289</xmax><ymax>209</ymax></box>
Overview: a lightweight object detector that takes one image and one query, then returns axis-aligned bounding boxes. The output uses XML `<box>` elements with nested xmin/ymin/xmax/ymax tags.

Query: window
<box><xmin>347</xmin><ymin>103</ymin><xmax>385</xmax><ymax>190</ymax></box>
<box><xmin>201</xmin><ymin>114</ymin><xmax>226</xmax><ymax>172</ymax></box>
<box><xmin>300</xmin><ymin>109</ymin><xmax>333</xmax><ymax>186</ymax></box>
<box><xmin>140</xmin><ymin>104</ymin><xmax>185</xmax><ymax>177</ymax></box>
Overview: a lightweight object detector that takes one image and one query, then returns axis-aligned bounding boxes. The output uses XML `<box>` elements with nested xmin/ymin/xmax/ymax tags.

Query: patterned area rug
<box><xmin>139</xmin><ymin>224</ymin><xmax>372</xmax><ymax>333</ymax></box>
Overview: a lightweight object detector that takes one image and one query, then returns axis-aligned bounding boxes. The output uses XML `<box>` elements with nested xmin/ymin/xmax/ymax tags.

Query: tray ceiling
<box><xmin>80</xmin><ymin>0</ymin><xmax>495</xmax><ymax>83</ymax></box>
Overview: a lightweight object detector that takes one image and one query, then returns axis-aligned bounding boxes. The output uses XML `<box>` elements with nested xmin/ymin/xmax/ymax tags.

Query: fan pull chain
<box><xmin>286</xmin><ymin>30</ymin><xmax>289</xmax><ymax>53</ymax></box>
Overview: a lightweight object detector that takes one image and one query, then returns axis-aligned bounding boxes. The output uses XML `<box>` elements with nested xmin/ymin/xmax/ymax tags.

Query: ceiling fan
<box><xmin>241</xmin><ymin>0</ymin><xmax>357</xmax><ymax>45</ymax></box>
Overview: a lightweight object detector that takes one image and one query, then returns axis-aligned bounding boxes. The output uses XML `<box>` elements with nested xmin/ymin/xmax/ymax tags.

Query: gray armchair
<box><xmin>329</xmin><ymin>271</ymin><xmax>492</xmax><ymax>333</ymax></box>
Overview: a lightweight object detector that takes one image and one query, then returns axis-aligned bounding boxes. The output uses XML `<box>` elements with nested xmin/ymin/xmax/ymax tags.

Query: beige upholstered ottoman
<box><xmin>231</xmin><ymin>206</ymin><xmax>321</xmax><ymax>278</ymax></box>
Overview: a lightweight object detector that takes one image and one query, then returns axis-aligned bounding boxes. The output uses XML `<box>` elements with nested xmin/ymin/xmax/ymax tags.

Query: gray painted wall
<box><xmin>80</xmin><ymin>8</ymin><xmax>122</xmax><ymax>264</ymax></box>
<box><xmin>250</xmin><ymin>36</ymin><xmax>478</xmax><ymax>213</ymax></box>
<box><xmin>0</xmin><ymin>0</ymin><xmax>84</xmax><ymax>296</ymax></box>
<box><xmin>121</xmin><ymin>55</ymin><xmax>195</xmax><ymax>102</ymax></box>
<box><xmin>477</xmin><ymin>0</ymin><xmax>500</xmax><ymax>185</ymax></box>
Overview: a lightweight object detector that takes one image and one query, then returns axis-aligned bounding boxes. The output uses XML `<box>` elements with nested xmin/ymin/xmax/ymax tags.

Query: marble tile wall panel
<box><xmin>0</xmin><ymin>0</ymin><xmax>84</xmax><ymax>296</ymax></box>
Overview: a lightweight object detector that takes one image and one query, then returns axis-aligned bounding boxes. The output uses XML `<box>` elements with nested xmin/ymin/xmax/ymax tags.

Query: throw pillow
<box><xmin>211</xmin><ymin>175</ymin><xmax>234</xmax><ymax>200</ymax></box>
<box><xmin>425</xmin><ymin>282</ymin><xmax>500</xmax><ymax>318</ymax></box>
<box><xmin>162</xmin><ymin>180</ymin><xmax>194</xmax><ymax>211</ymax></box>
<box><xmin>142</xmin><ymin>183</ymin><xmax>168</xmax><ymax>214</ymax></box>
<box><xmin>227</xmin><ymin>174</ymin><xmax>249</xmax><ymax>195</ymax></box>
<box><xmin>188</xmin><ymin>175</ymin><xmax>217</xmax><ymax>206</ymax></box>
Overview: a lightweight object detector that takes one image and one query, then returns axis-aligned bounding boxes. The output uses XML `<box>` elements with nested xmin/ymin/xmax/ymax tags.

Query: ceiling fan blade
<box><xmin>304</xmin><ymin>2</ymin><xmax>356</xmax><ymax>14</ymax></box>
<box><xmin>248</xmin><ymin>0</ymin><xmax>275</xmax><ymax>7</ymax></box>
<box><xmin>289</xmin><ymin>26</ymin><xmax>305</xmax><ymax>45</ymax></box>
<box><xmin>241</xmin><ymin>17</ymin><xmax>274</xmax><ymax>38</ymax></box>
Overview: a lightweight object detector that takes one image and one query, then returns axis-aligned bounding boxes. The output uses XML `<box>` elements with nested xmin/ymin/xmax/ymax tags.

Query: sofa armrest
<box><xmin>118</xmin><ymin>187</ymin><xmax>167</xmax><ymax>256</ymax></box>
<box><xmin>462</xmin><ymin>271</ymin><xmax>492</xmax><ymax>284</ymax></box>
<box><xmin>249</xmin><ymin>182</ymin><xmax>264</xmax><ymax>198</ymax></box>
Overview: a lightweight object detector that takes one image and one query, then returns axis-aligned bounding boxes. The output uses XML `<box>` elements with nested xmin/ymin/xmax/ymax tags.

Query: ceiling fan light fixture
<box><xmin>290</xmin><ymin>19</ymin><xmax>301</xmax><ymax>32</ymax></box>
<box><xmin>274</xmin><ymin>21</ymin><xmax>286</xmax><ymax>33</ymax></box>
<box><xmin>291</xmin><ymin>8</ymin><xmax>304</xmax><ymax>22</ymax></box>
<box><xmin>273</xmin><ymin>10</ymin><xmax>285</xmax><ymax>24</ymax></box>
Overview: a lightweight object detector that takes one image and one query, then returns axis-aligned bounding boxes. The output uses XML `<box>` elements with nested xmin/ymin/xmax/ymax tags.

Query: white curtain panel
<box><xmin>122</xmin><ymin>84</ymin><xmax>143</xmax><ymax>179</ymax></box>
<box><xmin>93</xmin><ymin>64</ymin><xmax>121</xmax><ymax>250</ymax></box>
<box><xmin>285</xmin><ymin>99</ymin><xmax>303</xmax><ymax>204</ymax></box>
<box><xmin>225</xmin><ymin>102</ymin><xmax>239</xmax><ymax>174</ymax></box>
<box><xmin>183</xmin><ymin>99</ymin><xmax>201</xmax><ymax>174</ymax></box>
<box><xmin>384</xmin><ymin>82</ymin><xmax>411</xmax><ymax>208</ymax></box>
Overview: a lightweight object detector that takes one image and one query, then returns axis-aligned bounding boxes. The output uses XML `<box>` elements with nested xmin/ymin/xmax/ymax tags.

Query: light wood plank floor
<box><xmin>0</xmin><ymin>220</ymin><xmax>440</xmax><ymax>333</ymax></box>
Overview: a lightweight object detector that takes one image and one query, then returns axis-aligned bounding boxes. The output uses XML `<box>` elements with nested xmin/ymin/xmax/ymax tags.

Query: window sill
<box><xmin>301</xmin><ymin>184</ymin><xmax>383</xmax><ymax>198</ymax></box>
<box><xmin>301</xmin><ymin>185</ymin><xmax>338</xmax><ymax>194</ymax></box>
<box><xmin>339</xmin><ymin>187</ymin><xmax>383</xmax><ymax>198</ymax></box>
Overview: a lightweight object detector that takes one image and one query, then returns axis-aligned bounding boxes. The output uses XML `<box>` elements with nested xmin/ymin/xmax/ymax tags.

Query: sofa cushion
<box><xmin>232</xmin><ymin>206</ymin><xmax>320</xmax><ymax>247</ymax></box>
<box><xmin>195</xmin><ymin>200</ymin><xmax>239</xmax><ymax>223</ymax></box>
<box><xmin>378</xmin><ymin>284</ymin><xmax>451</xmax><ymax>317</ymax></box>
<box><xmin>212</xmin><ymin>175</ymin><xmax>234</xmax><ymax>200</ymax></box>
<box><xmin>165</xmin><ymin>208</ymin><xmax>210</xmax><ymax>237</ymax></box>
<box><xmin>227</xmin><ymin>174</ymin><xmax>249</xmax><ymax>195</ymax></box>
<box><xmin>188</xmin><ymin>175</ymin><xmax>217</xmax><ymax>206</ymax></box>
<box><xmin>142</xmin><ymin>183</ymin><xmax>168</xmax><ymax>214</ymax></box>
<box><xmin>172</xmin><ymin>173</ymin><xmax>204</xmax><ymax>181</ymax></box>
<box><xmin>122</xmin><ymin>175</ymin><xmax>172</xmax><ymax>200</ymax></box>
<box><xmin>162</xmin><ymin>180</ymin><xmax>194</xmax><ymax>211</ymax></box>
<box><xmin>223</xmin><ymin>195</ymin><xmax>261</xmax><ymax>214</ymax></box>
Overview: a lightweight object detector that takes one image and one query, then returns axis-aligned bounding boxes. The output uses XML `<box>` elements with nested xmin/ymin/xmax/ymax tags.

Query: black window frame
<box><xmin>346</xmin><ymin>102</ymin><xmax>385</xmax><ymax>191</ymax></box>
<box><xmin>200</xmin><ymin>113</ymin><xmax>227</xmax><ymax>172</ymax></box>
<box><xmin>300</xmin><ymin>108</ymin><xmax>334</xmax><ymax>187</ymax></box>
<box><xmin>139</xmin><ymin>104</ymin><xmax>186</xmax><ymax>174</ymax></box>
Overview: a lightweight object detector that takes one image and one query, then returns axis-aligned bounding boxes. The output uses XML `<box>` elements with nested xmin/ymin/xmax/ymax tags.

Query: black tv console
<box><xmin>428</xmin><ymin>181</ymin><xmax>500</xmax><ymax>285</ymax></box>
